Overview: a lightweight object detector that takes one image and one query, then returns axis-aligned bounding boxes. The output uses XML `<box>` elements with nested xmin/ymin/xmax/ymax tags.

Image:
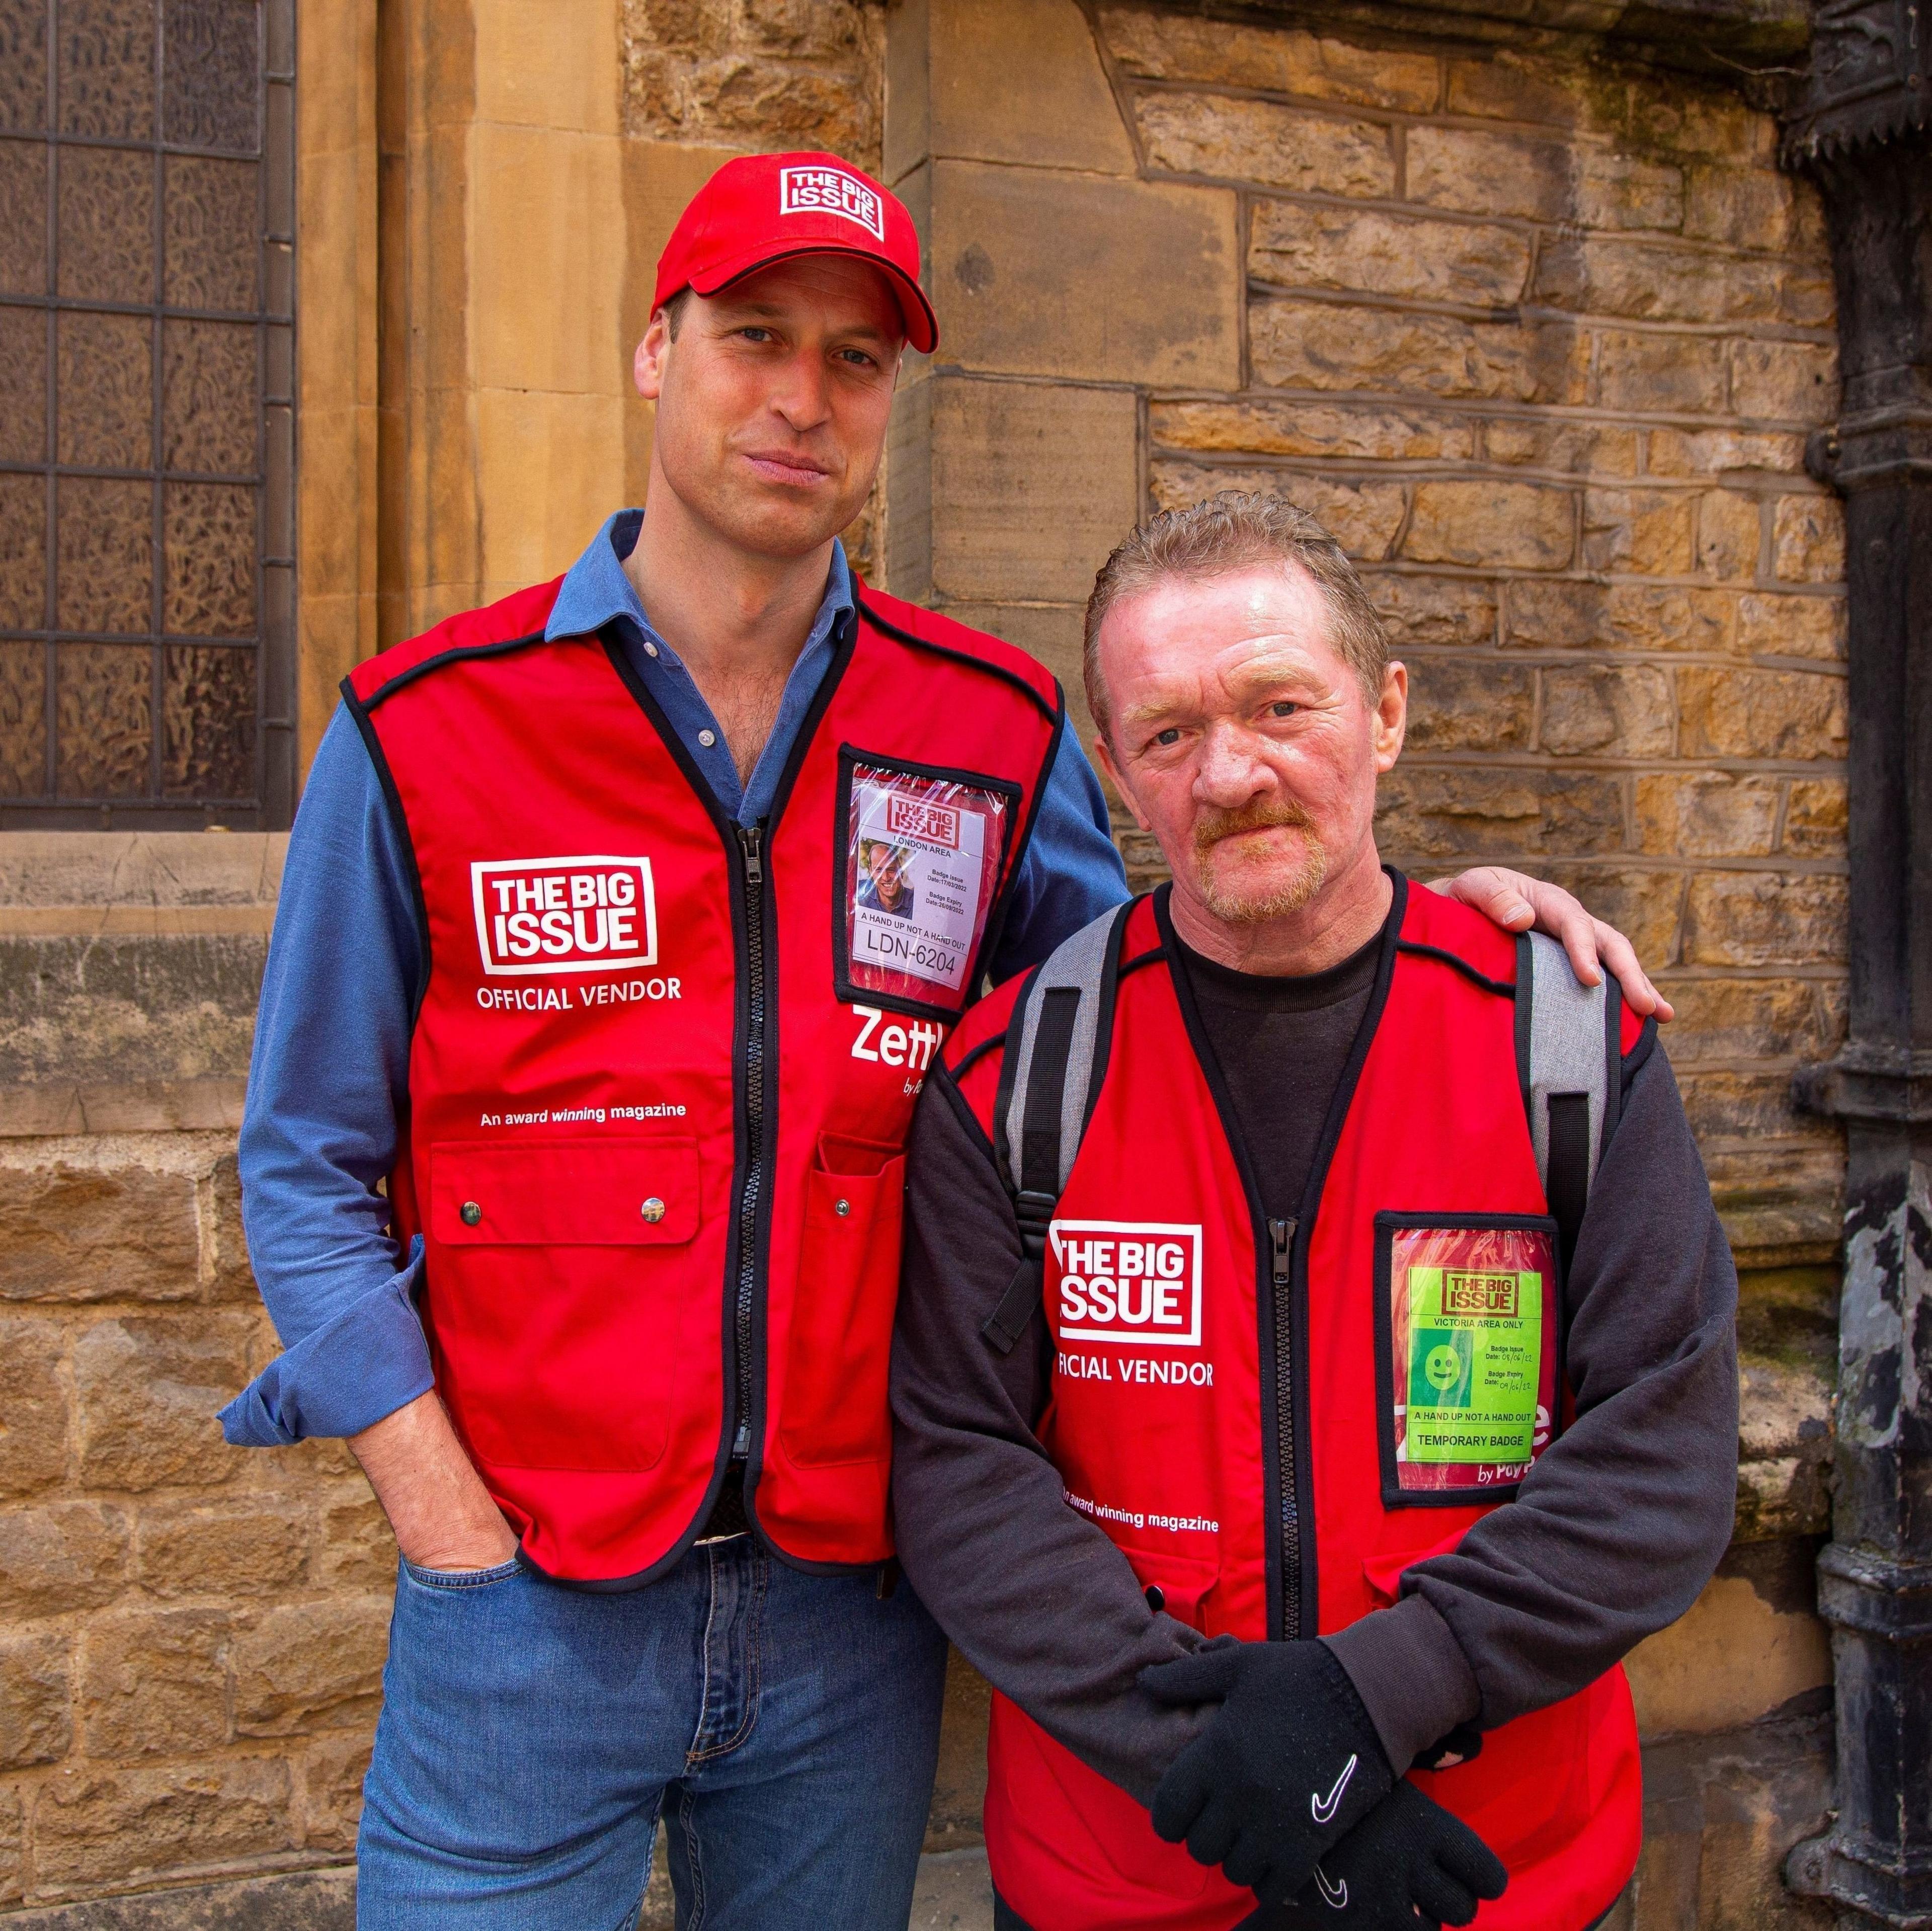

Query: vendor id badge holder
<box><xmin>1372</xmin><ymin>1212</ymin><xmax>1562</xmax><ymax>1507</ymax></box>
<box><xmin>834</xmin><ymin>750</ymin><xmax>1019</xmax><ymax>1022</ymax></box>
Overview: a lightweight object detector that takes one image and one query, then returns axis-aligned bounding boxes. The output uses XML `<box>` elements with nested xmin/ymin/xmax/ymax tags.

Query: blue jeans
<box><xmin>357</xmin><ymin>1538</ymin><xmax>949</xmax><ymax>1929</ymax></box>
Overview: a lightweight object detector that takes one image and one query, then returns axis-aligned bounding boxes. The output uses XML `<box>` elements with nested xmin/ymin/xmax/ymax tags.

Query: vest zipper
<box><xmin>1268</xmin><ymin>1216</ymin><xmax>1302</xmax><ymax>1641</ymax></box>
<box><xmin>734</xmin><ymin>823</ymin><xmax>766</xmax><ymax>1462</ymax></box>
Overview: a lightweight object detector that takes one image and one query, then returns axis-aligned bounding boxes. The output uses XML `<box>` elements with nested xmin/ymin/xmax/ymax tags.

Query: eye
<box><xmin>837</xmin><ymin>347</ymin><xmax>879</xmax><ymax>369</ymax></box>
<box><xmin>1269</xmin><ymin>701</ymin><xmax>1299</xmax><ymax>718</ymax></box>
<box><xmin>1153</xmin><ymin>727</ymin><xmax>1181</xmax><ymax>747</ymax></box>
<box><xmin>737</xmin><ymin>326</ymin><xmax>775</xmax><ymax>344</ymax></box>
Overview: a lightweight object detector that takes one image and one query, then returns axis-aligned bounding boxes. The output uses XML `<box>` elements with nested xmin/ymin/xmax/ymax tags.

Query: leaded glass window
<box><xmin>0</xmin><ymin>0</ymin><xmax>294</xmax><ymax>827</ymax></box>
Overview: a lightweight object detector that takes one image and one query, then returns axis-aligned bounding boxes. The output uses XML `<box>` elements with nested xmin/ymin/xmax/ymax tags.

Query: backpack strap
<box><xmin>1514</xmin><ymin>930</ymin><xmax>1624</xmax><ymax>1280</ymax></box>
<box><xmin>981</xmin><ymin>904</ymin><xmax>1130</xmax><ymax>1354</ymax></box>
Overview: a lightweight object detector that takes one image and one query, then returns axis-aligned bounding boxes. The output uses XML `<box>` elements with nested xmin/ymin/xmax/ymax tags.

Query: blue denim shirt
<box><xmin>220</xmin><ymin>512</ymin><xmax>1129</xmax><ymax>1445</ymax></box>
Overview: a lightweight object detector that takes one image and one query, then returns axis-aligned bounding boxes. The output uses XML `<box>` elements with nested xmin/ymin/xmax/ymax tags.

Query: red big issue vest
<box><xmin>949</xmin><ymin>881</ymin><xmax>1643</xmax><ymax>1931</ymax></box>
<box><xmin>346</xmin><ymin>576</ymin><xmax>1061</xmax><ymax>1582</ymax></box>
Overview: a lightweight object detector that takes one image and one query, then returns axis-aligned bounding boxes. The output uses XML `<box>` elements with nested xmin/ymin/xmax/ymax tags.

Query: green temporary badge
<box><xmin>1402</xmin><ymin>1263</ymin><xmax>1543</xmax><ymax>1464</ymax></box>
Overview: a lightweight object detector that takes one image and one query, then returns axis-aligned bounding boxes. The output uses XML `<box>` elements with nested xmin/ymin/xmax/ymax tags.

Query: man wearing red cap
<box><xmin>217</xmin><ymin>153</ymin><xmax>1667</xmax><ymax>1928</ymax></box>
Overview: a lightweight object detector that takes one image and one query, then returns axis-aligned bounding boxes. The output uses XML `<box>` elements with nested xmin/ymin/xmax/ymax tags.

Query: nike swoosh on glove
<box><xmin>1235</xmin><ymin>1780</ymin><xmax>1509</xmax><ymax>1930</ymax></box>
<box><xmin>1140</xmin><ymin>1640</ymin><xmax>1395</xmax><ymax>1909</ymax></box>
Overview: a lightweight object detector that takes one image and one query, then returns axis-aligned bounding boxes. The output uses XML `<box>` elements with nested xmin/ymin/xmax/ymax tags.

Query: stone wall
<box><xmin>0</xmin><ymin>0</ymin><xmax>1849</xmax><ymax>1919</ymax></box>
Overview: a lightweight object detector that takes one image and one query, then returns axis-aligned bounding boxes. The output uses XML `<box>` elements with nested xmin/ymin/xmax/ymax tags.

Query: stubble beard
<box><xmin>1190</xmin><ymin>801</ymin><xmax>1328</xmax><ymax>924</ymax></box>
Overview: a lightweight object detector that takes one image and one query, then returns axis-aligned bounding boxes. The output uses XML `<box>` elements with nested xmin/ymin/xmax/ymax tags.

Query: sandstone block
<box><xmin>938</xmin><ymin>604</ymin><xmax>1093</xmax><ymax>753</ymax></box>
<box><xmin>1099</xmin><ymin>8</ymin><xmax>1440</xmax><ymax>111</ymax></box>
<box><xmin>924</xmin><ymin>0</ymin><xmax>1136</xmax><ymax>174</ymax></box>
<box><xmin>1635</xmin><ymin>772</ymin><xmax>1781</xmax><ymax>858</ymax></box>
<box><xmin>0</xmin><ymin>1627</ymin><xmax>71</xmax><ymax>1769</ymax></box>
<box><xmin>1530</xmin><ymin>864</ymin><xmax>1685</xmax><ymax>963</ymax></box>
<box><xmin>1401</xmin><ymin>659</ymin><xmax>1534</xmax><ymax>753</ymax></box>
<box><xmin>1782</xmin><ymin>778</ymin><xmax>1847</xmax><ymax>858</ymax></box>
<box><xmin>1360</xmin><ymin>574</ymin><xmax>1497</xmax><ymax>647</ymax></box>
<box><xmin>0</xmin><ymin>1162</ymin><xmax>198</xmax><ymax>1303</ymax></box>
<box><xmin>32</xmin><ymin>1756</ymin><xmax>293</xmax><ymax>1888</ymax></box>
<box><xmin>1696</xmin><ymin>491</ymin><xmax>1763</xmax><ymax>582</ymax></box>
<box><xmin>1503</xmin><ymin>579</ymin><xmax>1732</xmax><ymax>655</ymax></box>
<box><xmin>1772</xmin><ymin>493</ymin><xmax>1845</xmax><ymax>583</ymax></box>
<box><xmin>1248</xmin><ymin>199</ymin><xmax>1530</xmax><ymax>306</ymax></box>
<box><xmin>205</xmin><ymin>1151</ymin><xmax>260</xmax><ymax>1303</ymax></box>
<box><xmin>1150</xmin><ymin>398</ymin><xmax>1477</xmax><ymax>464</ymax></box>
<box><xmin>1678</xmin><ymin>666</ymin><xmax>1847</xmax><ymax>761</ymax></box>
<box><xmin>1646</xmin><ymin>427</ymin><xmax>1808</xmax><ymax>477</ymax></box>
<box><xmin>1738</xmin><ymin>591</ymin><xmax>1844</xmax><ymax>662</ymax></box>
<box><xmin>319</xmin><ymin>1488</ymin><xmax>399</xmax><ymax>1592</ymax></box>
<box><xmin>232</xmin><ymin>1594</ymin><xmax>390</xmax><ymax>1737</ymax></box>
<box><xmin>1540</xmin><ymin>664</ymin><xmax>1676</xmax><ymax>757</ymax></box>
<box><xmin>298</xmin><ymin>1729</ymin><xmax>374</xmax><ymax>1853</ymax></box>
<box><xmin>1581</xmin><ymin>488</ymin><xmax>1694</xmax><ymax>576</ymax></box>
<box><xmin>1576</xmin><ymin>149</ymin><xmax>1685</xmax><ymax>232</ymax></box>
<box><xmin>72</xmin><ymin>1314</ymin><xmax>253</xmax><ymax>1492</ymax></box>
<box><xmin>1676</xmin><ymin>1068</ymin><xmax>1816</xmax><ymax>1143</ymax></box>
<box><xmin>1682</xmin><ymin>162</ymin><xmax>1805</xmax><ymax>249</ymax></box>
<box><xmin>1482</xmin><ymin>419</ymin><xmax>1638</xmax><ymax>476</ymax></box>
<box><xmin>932</xmin><ymin>162</ymin><xmax>1238</xmax><ymax>386</ymax></box>
<box><xmin>1684</xmin><ymin>872</ymin><xmax>1847</xmax><ymax>968</ymax></box>
<box><xmin>0</xmin><ymin>1783</ymin><xmax>19</xmax><ymax>1904</ymax></box>
<box><xmin>1594</xmin><ymin>328</ymin><xmax>1729</xmax><ymax>417</ymax></box>
<box><xmin>1781</xmin><ymin>265</ymin><xmax>1836</xmax><ymax>329</ymax></box>
<box><xmin>0</xmin><ymin>1316</ymin><xmax>69</xmax><ymax>1497</ymax></box>
<box><xmin>1404</xmin><ymin>481</ymin><xmax>1575</xmax><ymax>571</ymax></box>
<box><xmin>1443</xmin><ymin>53</ymin><xmax>1589</xmax><ymax>127</ymax></box>
<box><xmin>1729</xmin><ymin>338</ymin><xmax>1838</xmax><ymax>426</ymax></box>
<box><xmin>1150</xmin><ymin>462</ymin><xmax>1407</xmax><ymax>560</ymax></box>
<box><xmin>928</xmin><ymin>379</ymin><xmax>1138</xmax><ymax>604</ymax></box>
<box><xmin>80</xmin><ymin>1607</ymin><xmax>229</xmax><ymax>1759</ymax></box>
<box><xmin>1626</xmin><ymin>85</ymin><xmax>1765</xmax><ymax>160</ymax></box>
<box><xmin>1251</xmin><ymin>299</ymin><xmax>1588</xmax><ymax>406</ymax></box>
<box><xmin>1658</xmin><ymin>975</ymin><xmax>1833</xmax><ymax>1063</ymax></box>
<box><xmin>1133</xmin><ymin>92</ymin><xmax>1393</xmax><ymax>197</ymax></box>
<box><xmin>0</xmin><ymin>1502</ymin><xmax>128</xmax><ymax>1619</ymax></box>
<box><xmin>1406</xmin><ymin>125</ymin><xmax>1569</xmax><ymax>222</ymax></box>
<box><xmin>1375</xmin><ymin>768</ymin><xmax>1625</xmax><ymax>859</ymax></box>
<box><xmin>138</xmin><ymin>1500</ymin><xmax>312</xmax><ymax>1598</ymax></box>
<box><xmin>1534</xmin><ymin>236</ymin><xmax>1783</xmax><ymax>324</ymax></box>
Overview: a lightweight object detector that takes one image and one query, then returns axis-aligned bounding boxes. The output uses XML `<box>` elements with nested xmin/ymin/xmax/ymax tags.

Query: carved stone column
<box><xmin>1781</xmin><ymin>4</ymin><xmax>1932</xmax><ymax>1922</ymax></box>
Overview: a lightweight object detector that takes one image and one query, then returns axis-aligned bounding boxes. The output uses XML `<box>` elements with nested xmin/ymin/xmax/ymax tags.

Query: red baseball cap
<box><xmin>653</xmin><ymin>151</ymin><xmax>938</xmax><ymax>355</ymax></box>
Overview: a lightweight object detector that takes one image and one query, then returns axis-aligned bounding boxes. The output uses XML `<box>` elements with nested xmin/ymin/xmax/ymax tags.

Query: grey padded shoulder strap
<box><xmin>1517</xmin><ymin>929</ymin><xmax>1621</xmax><ymax>1192</ymax></box>
<box><xmin>1001</xmin><ymin>905</ymin><xmax>1121</xmax><ymax>1195</ymax></box>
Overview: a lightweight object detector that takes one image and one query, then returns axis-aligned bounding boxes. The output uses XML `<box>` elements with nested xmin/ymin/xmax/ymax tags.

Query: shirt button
<box><xmin>643</xmin><ymin>640</ymin><xmax>659</xmax><ymax>658</ymax></box>
<box><xmin>641</xmin><ymin>1197</ymin><xmax>666</xmax><ymax>1223</ymax></box>
<box><xmin>460</xmin><ymin>1201</ymin><xmax>482</xmax><ymax>1226</ymax></box>
<box><xmin>698</xmin><ymin>729</ymin><xmax>716</xmax><ymax>748</ymax></box>
<box><xmin>834</xmin><ymin>1197</ymin><xmax>850</xmax><ymax>1217</ymax></box>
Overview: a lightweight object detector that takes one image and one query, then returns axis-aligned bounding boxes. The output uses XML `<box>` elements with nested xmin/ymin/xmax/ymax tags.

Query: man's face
<box><xmin>866</xmin><ymin>841</ymin><xmax>907</xmax><ymax>907</ymax></box>
<box><xmin>1092</xmin><ymin>565</ymin><xmax>1407</xmax><ymax>929</ymax></box>
<box><xmin>636</xmin><ymin>255</ymin><xmax>904</xmax><ymax>560</ymax></box>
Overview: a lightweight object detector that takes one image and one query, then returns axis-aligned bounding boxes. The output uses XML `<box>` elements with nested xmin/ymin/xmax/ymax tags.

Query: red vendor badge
<box><xmin>835</xmin><ymin>750</ymin><xmax>1018</xmax><ymax>1020</ymax></box>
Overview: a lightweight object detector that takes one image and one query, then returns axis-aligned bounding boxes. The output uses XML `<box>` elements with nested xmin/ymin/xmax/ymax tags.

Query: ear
<box><xmin>1091</xmin><ymin>732</ymin><xmax>1153</xmax><ymax>834</ymax></box>
<box><xmin>1374</xmin><ymin>662</ymin><xmax>1408</xmax><ymax>774</ymax></box>
<box><xmin>635</xmin><ymin>310</ymin><xmax>673</xmax><ymax>401</ymax></box>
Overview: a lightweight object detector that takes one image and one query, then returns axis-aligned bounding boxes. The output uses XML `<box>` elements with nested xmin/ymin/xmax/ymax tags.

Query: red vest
<box><xmin>947</xmin><ymin>881</ymin><xmax>1643</xmax><ymax>1931</ymax></box>
<box><xmin>346</xmin><ymin>577</ymin><xmax>1062</xmax><ymax>1582</ymax></box>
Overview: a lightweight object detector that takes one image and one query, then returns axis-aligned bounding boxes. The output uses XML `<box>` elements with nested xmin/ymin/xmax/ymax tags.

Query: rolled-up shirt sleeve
<box><xmin>218</xmin><ymin>703</ymin><xmax>435</xmax><ymax>1445</ymax></box>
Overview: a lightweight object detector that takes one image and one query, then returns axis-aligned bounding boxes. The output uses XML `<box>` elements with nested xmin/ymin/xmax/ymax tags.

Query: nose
<box><xmin>1193</xmin><ymin>719</ymin><xmax>1274</xmax><ymax>809</ymax></box>
<box><xmin>769</xmin><ymin>344</ymin><xmax>833</xmax><ymax>431</ymax></box>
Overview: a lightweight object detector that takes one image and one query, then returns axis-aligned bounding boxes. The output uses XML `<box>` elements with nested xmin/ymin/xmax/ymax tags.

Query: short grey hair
<box><xmin>1083</xmin><ymin>492</ymin><xmax>1392</xmax><ymax>739</ymax></box>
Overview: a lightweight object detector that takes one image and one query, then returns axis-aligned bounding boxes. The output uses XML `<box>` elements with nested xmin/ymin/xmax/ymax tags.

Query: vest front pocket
<box><xmin>780</xmin><ymin>1136</ymin><xmax>907</xmax><ymax>1468</ymax></box>
<box><xmin>425</xmin><ymin>1137</ymin><xmax>700</xmax><ymax>1472</ymax></box>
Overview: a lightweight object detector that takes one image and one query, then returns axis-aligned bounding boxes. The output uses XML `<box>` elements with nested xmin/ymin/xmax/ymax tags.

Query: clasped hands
<box><xmin>1139</xmin><ymin>1641</ymin><xmax>1507</xmax><ymax>1929</ymax></box>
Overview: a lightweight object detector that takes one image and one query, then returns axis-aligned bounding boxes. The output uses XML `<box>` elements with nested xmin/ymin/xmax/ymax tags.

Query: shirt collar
<box><xmin>545</xmin><ymin>509</ymin><xmax>855</xmax><ymax>655</ymax></box>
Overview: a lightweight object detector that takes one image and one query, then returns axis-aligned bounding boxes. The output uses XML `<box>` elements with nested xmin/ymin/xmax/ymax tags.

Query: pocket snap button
<box><xmin>834</xmin><ymin>1197</ymin><xmax>850</xmax><ymax>1217</ymax></box>
<box><xmin>459</xmin><ymin>1201</ymin><xmax>482</xmax><ymax>1226</ymax></box>
<box><xmin>641</xmin><ymin>1197</ymin><xmax>665</xmax><ymax>1223</ymax></box>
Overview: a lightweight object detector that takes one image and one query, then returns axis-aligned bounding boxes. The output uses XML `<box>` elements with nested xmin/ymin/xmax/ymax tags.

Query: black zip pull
<box><xmin>739</xmin><ymin>824</ymin><xmax>764</xmax><ymax>884</ymax></box>
<box><xmin>1268</xmin><ymin>1217</ymin><xmax>1296</xmax><ymax>1286</ymax></box>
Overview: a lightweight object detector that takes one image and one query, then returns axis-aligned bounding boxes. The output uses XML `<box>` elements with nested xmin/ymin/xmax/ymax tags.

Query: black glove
<box><xmin>1140</xmin><ymin>1640</ymin><xmax>1394</xmax><ymax>1908</ymax></box>
<box><xmin>1235</xmin><ymin>1779</ymin><xmax>1509</xmax><ymax>1928</ymax></box>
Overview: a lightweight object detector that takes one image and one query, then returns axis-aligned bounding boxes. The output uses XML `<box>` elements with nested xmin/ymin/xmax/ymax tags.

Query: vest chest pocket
<box><xmin>780</xmin><ymin>1134</ymin><xmax>907</xmax><ymax>1468</ymax></box>
<box><xmin>425</xmin><ymin>1138</ymin><xmax>699</xmax><ymax>1472</ymax></box>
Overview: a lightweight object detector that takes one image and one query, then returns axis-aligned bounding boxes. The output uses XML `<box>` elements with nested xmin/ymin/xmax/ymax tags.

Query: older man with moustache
<box><xmin>218</xmin><ymin>148</ymin><xmax>1669</xmax><ymax>1931</ymax></box>
<box><xmin>893</xmin><ymin>494</ymin><xmax>1738</xmax><ymax>1931</ymax></box>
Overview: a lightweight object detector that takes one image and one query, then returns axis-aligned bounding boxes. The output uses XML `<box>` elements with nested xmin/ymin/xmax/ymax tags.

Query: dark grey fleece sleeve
<box><xmin>1325</xmin><ymin>1036</ymin><xmax>1740</xmax><ymax>1770</ymax></box>
<box><xmin>890</xmin><ymin>1063</ymin><xmax>1216</xmax><ymax>1806</ymax></box>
